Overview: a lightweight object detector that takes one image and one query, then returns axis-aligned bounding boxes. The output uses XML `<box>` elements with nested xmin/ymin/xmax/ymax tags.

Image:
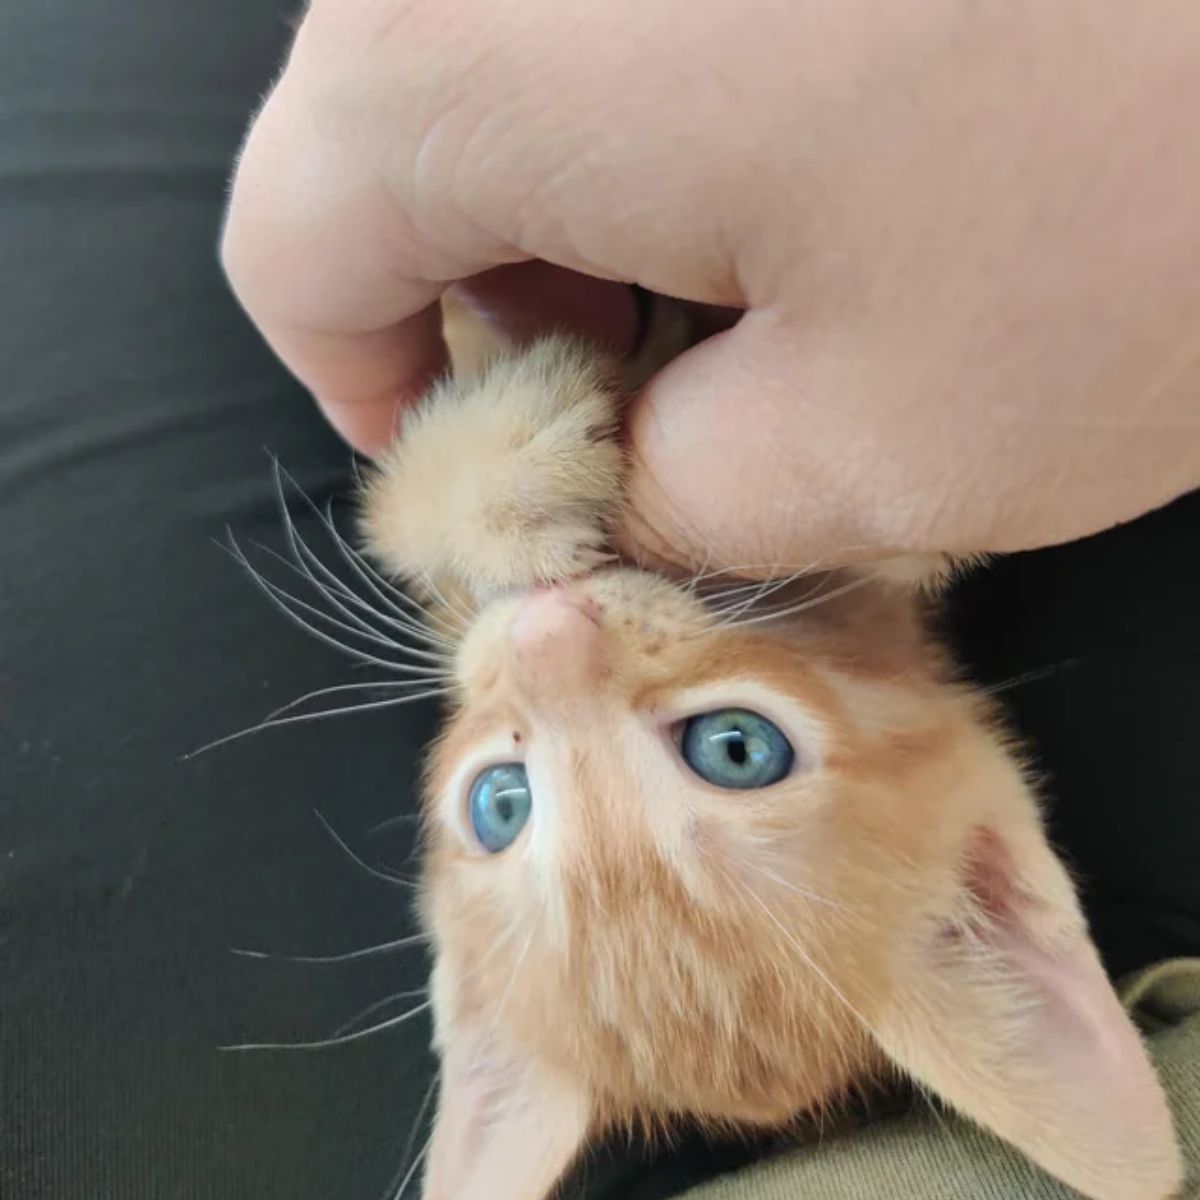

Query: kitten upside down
<box><xmin>358</xmin><ymin>311</ymin><xmax>1181</xmax><ymax>1200</ymax></box>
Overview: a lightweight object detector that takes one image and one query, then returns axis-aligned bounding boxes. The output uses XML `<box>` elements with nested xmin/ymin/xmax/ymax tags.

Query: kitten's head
<box><xmin>414</xmin><ymin>569</ymin><xmax>1178</xmax><ymax>1200</ymax></box>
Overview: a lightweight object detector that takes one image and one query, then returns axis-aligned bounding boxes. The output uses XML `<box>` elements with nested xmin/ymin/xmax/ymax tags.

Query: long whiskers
<box><xmin>389</xmin><ymin>1139</ymin><xmax>430</xmax><ymax>1200</ymax></box>
<box><xmin>417</xmin><ymin>568</ymin><xmax>476</xmax><ymax>632</ymax></box>
<box><xmin>978</xmin><ymin>659</ymin><xmax>1079</xmax><ymax>696</ymax></box>
<box><xmin>248</xmin><ymin>537</ymin><xmax>453</xmax><ymax>661</ymax></box>
<box><xmin>270</xmin><ymin>458</ymin><xmax>467</xmax><ymax>649</ymax></box>
<box><xmin>220</xmin><ymin>531</ymin><xmax>451</xmax><ymax>671</ymax></box>
<box><xmin>296</xmin><ymin>483</ymin><xmax>466</xmax><ymax>645</ymax></box>
<box><xmin>697</xmin><ymin>563</ymin><xmax>828</xmax><ymax>613</ymax></box>
<box><xmin>218</xmin><ymin>535</ymin><xmax>440</xmax><ymax>674</ymax></box>
<box><xmin>220</xmin><ymin>998</ymin><xmax>433</xmax><ymax>1052</ymax></box>
<box><xmin>185</xmin><ymin>678</ymin><xmax>450</xmax><ymax>757</ymax></box>
<box><xmin>385</xmin><ymin>1074</ymin><xmax>439</xmax><ymax>1200</ymax></box>
<box><xmin>367</xmin><ymin>812</ymin><xmax>421</xmax><ymax>837</ymax></box>
<box><xmin>234</xmin><ymin>547</ymin><xmax>448</xmax><ymax>668</ymax></box>
<box><xmin>273</xmin><ymin>460</ymin><xmax>460</xmax><ymax>649</ymax></box>
<box><xmin>333</xmin><ymin>989</ymin><xmax>431</xmax><ymax>1039</ymax></box>
<box><xmin>232</xmin><ymin>931</ymin><xmax>429</xmax><ymax>965</ymax></box>
<box><xmin>261</xmin><ymin>678</ymin><xmax>447</xmax><ymax>724</ymax></box>
<box><xmin>272</xmin><ymin>474</ymin><xmax>450</xmax><ymax>649</ymax></box>
<box><xmin>702</xmin><ymin>573</ymin><xmax>874</xmax><ymax>635</ymax></box>
<box><xmin>312</xmin><ymin>807</ymin><xmax>420</xmax><ymax>889</ymax></box>
<box><xmin>702</xmin><ymin>569</ymin><xmax>811</xmax><ymax>624</ymax></box>
<box><xmin>187</xmin><ymin>513</ymin><xmax>458</xmax><ymax>757</ymax></box>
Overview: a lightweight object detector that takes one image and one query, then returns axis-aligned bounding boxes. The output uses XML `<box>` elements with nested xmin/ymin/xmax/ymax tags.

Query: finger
<box><xmin>454</xmin><ymin>264</ymin><xmax>641</xmax><ymax>353</ymax></box>
<box><xmin>261</xmin><ymin>307</ymin><xmax>447</xmax><ymax>455</ymax></box>
<box><xmin>619</xmin><ymin>313</ymin><xmax>906</xmax><ymax>576</ymax></box>
<box><xmin>221</xmin><ymin>72</ymin><xmax>510</xmax><ymax>457</ymax></box>
<box><xmin>621</xmin><ymin>308</ymin><xmax>1200</xmax><ymax>576</ymax></box>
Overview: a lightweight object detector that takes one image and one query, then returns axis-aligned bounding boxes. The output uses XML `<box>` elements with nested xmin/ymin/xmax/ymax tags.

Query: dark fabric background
<box><xmin>1</xmin><ymin>2</ymin><xmax>1196</xmax><ymax>1198</ymax></box>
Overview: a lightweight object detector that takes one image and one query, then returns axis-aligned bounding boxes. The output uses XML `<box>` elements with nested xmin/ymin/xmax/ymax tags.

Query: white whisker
<box><xmin>272</xmin><ymin>459</ymin><xmax>460</xmax><ymax>642</ymax></box>
<box><xmin>979</xmin><ymin>659</ymin><xmax>1078</xmax><ymax>696</ymax></box>
<box><xmin>739</xmin><ymin>860</ymin><xmax>847</xmax><ymax>912</ymax></box>
<box><xmin>270</xmin><ymin>474</ymin><xmax>433</xmax><ymax>644</ymax></box>
<box><xmin>367</xmin><ymin>812</ymin><xmax>421</xmax><ymax>836</ymax></box>
<box><xmin>249</xmin><ymin>535</ymin><xmax>453</xmax><ymax>662</ymax></box>
<box><xmin>313</xmin><ymin>807</ymin><xmax>420</xmax><ymax>889</ymax></box>
<box><xmin>703</xmin><ymin>568</ymin><xmax>824</xmax><ymax>627</ymax></box>
<box><xmin>262</xmin><ymin>677</ymin><xmax>449</xmax><ymax>724</ymax></box>
<box><xmin>333</xmin><ymin>988</ymin><xmax>430</xmax><ymax>1038</ymax></box>
<box><xmin>231</xmin><ymin>931</ymin><xmax>429</xmax><ymax>965</ymax></box>
<box><xmin>695</xmin><ymin>579</ymin><xmax>772</xmax><ymax>604</ymax></box>
<box><xmin>221</xmin><ymin>535</ymin><xmax>393</xmax><ymax>647</ymax></box>
<box><xmin>185</xmin><ymin>683</ymin><xmax>448</xmax><ymax>758</ymax></box>
<box><xmin>689</xmin><ymin>560</ymin><xmax>820</xmax><ymax>588</ymax></box>
<box><xmin>683</xmin><ymin>545</ymin><xmax>715</xmax><ymax>598</ymax></box>
<box><xmin>246</xmin><ymin>550</ymin><xmax>445</xmax><ymax>660</ymax></box>
<box><xmin>742</xmin><ymin>575</ymin><xmax>870</xmax><ymax>621</ymax></box>
<box><xmin>316</xmin><ymin>490</ymin><xmax>464</xmax><ymax>642</ymax></box>
<box><xmin>710</xmin><ymin>575</ymin><xmax>872</xmax><ymax>633</ymax></box>
<box><xmin>704</xmin><ymin>572</ymin><xmax>794</xmax><ymax>624</ymax></box>
<box><xmin>277</xmin><ymin>498</ymin><xmax>457</xmax><ymax>652</ymax></box>
<box><xmin>700</xmin><ymin>566</ymin><xmax>823</xmax><ymax>611</ymax></box>
<box><xmin>383</xmin><ymin>1071</ymin><xmax>439</xmax><ymax>1200</ymax></box>
<box><xmin>414</xmin><ymin>566</ymin><xmax>475</xmax><ymax>635</ymax></box>
<box><xmin>390</xmin><ymin>1134</ymin><xmax>431</xmax><ymax>1200</ymax></box>
<box><xmin>221</xmin><ymin>534</ymin><xmax>442</xmax><ymax>675</ymax></box>
<box><xmin>220</xmin><ymin>999</ymin><xmax>432</xmax><ymax>1052</ymax></box>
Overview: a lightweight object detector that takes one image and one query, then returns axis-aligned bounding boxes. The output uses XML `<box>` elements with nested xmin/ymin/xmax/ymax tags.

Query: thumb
<box><xmin>619</xmin><ymin>312</ymin><xmax>932</xmax><ymax>576</ymax></box>
<box><xmin>621</xmin><ymin>306</ymin><xmax>1200</xmax><ymax>577</ymax></box>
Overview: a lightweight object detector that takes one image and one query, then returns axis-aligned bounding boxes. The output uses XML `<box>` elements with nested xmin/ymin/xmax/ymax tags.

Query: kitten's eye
<box><xmin>469</xmin><ymin>763</ymin><xmax>532</xmax><ymax>853</ymax></box>
<box><xmin>680</xmin><ymin>709</ymin><xmax>794</xmax><ymax>789</ymax></box>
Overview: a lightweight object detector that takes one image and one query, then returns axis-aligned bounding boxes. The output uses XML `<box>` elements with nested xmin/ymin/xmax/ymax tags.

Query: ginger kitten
<box><xmin>353</xmin><ymin>298</ymin><xmax>1181</xmax><ymax>1200</ymax></box>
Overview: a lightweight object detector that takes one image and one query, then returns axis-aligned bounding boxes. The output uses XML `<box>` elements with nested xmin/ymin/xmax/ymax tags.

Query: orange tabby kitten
<box><xmin>356</xmin><ymin>299</ymin><xmax>1180</xmax><ymax>1200</ymax></box>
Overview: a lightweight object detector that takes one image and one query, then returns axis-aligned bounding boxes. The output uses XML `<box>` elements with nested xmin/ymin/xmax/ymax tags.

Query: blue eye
<box><xmin>680</xmin><ymin>709</ymin><xmax>794</xmax><ymax>789</ymax></box>
<box><xmin>469</xmin><ymin>763</ymin><xmax>532</xmax><ymax>853</ymax></box>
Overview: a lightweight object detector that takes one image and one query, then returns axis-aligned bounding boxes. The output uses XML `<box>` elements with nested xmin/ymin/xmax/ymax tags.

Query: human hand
<box><xmin>222</xmin><ymin>0</ymin><xmax>1200</xmax><ymax>573</ymax></box>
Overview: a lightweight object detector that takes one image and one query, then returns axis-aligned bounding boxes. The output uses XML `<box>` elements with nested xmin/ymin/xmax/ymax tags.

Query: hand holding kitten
<box><xmin>222</xmin><ymin>0</ymin><xmax>1200</xmax><ymax>573</ymax></box>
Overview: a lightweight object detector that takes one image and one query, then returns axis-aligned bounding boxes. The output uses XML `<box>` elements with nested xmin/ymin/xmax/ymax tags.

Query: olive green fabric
<box><xmin>684</xmin><ymin>959</ymin><xmax>1200</xmax><ymax>1200</ymax></box>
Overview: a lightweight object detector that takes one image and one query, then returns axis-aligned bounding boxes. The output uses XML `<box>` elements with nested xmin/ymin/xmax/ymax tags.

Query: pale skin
<box><xmin>221</xmin><ymin>0</ymin><xmax>1200</xmax><ymax>576</ymax></box>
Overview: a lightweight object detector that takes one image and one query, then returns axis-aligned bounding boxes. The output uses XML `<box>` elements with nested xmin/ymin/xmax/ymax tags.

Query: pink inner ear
<box><xmin>876</xmin><ymin>826</ymin><xmax>1181</xmax><ymax>1200</ymax></box>
<box><xmin>963</xmin><ymin>829</ymin><xmax>1164</xmax><ymax>1107</ymax></box>
<box><xmin>424</xmin><ymin>1035</ymin><xmax>591</xmax><ymax>1200</ymax></box>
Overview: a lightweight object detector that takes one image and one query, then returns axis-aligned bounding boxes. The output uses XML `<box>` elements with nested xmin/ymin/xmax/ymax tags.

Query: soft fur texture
<box><xmin>358</xmin><ymin>300</ymin><xmax>1182</xmax><ymax>1200</ymax></box>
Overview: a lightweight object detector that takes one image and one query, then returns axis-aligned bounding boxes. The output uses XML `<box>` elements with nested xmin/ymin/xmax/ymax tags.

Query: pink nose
<box><xmin>508</xmin><ymin>586</ymin><xmax>605</xmax><ymax>698</ymax></box>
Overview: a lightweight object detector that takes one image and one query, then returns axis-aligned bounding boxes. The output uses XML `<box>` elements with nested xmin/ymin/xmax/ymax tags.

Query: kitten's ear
<box><xmin>876</xmin><ymin>826</ymin><xmax>1181</xmax><ymax>1200</ymax></box>
<box><xmin>423</xmin><ymin>1029</ymin><xmax>591</xmax><ymax>1200</ymax></box>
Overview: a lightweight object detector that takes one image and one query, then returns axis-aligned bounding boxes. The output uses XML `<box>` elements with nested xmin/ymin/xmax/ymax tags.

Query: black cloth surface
<box><xmin>1</xmin><ymin>3</ymin><xmax>1197</xmax><ymax>1198</ymax></box>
